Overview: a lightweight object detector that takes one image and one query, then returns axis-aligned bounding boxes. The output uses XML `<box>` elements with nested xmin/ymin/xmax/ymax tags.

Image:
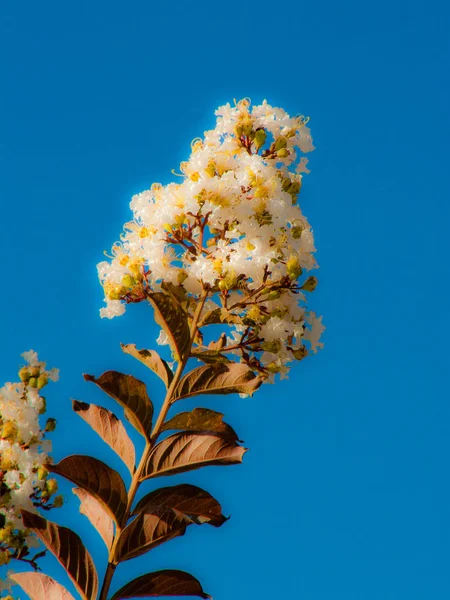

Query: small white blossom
<box><xmin>98</xmin><ymin>99</ymin><xmax>324</xmax><ymax>379</ymax></box>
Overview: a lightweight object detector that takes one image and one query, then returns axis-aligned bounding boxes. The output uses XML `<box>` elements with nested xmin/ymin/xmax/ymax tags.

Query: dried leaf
<box><xmin>121</xmin><ymin>344</ymin><xmax>174</xmax><ymax>388</ymax></box>
<box><xmin>10</xmin><ymin>572</ymin><xmax>76</xmax><ymax>600</ymax></box>
<box><xmin>46</xmin><ymin>455</ymin><xmax>128</xmax><ymax>526</ymax></box>
<box><xmin>20</xmin><ymin>510</ymin><xmax>98</xmax><ymax>600</ymax></box>
<box><xmin>72</xmin><ymin>487</ymin><xmax>114</xmax><ymax>549</ymax></box>
<box><xmin>114</xmin><ymin>508</ymin><xmax>191</xmax><ymax>563</ymax></box>
<box><xmin>72</xmin><ymin>400</ymin><xmax>136</xmax><ymax>475</ymax></box>
<box><xmin>84</xmin><ymin>371</ymin><xmax>153</xmax><ymax>440</ymax></box>
<box><xmin>162</xmin><ymin>408</ymin><xmax>240</xmax><ymax>442</ymax></box>
<box><xmin>173</xmin><ymin>363</ymin><xmax>262</xmax><ymax>401</ymax></box>
<box><xmin>110</xmin><ymin>569</ymin><xmax>211</xmax><ymax>599</ymax></box>
<box><xmin>141</xmin><ymin>432</ymin><xmax>247</xmax><ymax>480</ymax></box>
<box><xmin>131</xmin><ymin>483</ymin><xmax>227</xmax><ymax>527</ymax></box>
<box><xmin>148</xmin><ymin>292</ymin><xmax>191</xmax><ymax>359</ymax></box>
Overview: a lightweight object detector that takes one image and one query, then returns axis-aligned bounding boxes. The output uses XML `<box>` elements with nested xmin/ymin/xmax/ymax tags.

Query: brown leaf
<box><xmin>148</xmin><ymin>292</ymin><xmax>191</xmax><ymax>359</ymax></box>
<box><xmin>72</xmin><ymin>487</ymin><xmax>114</xmax><ymax>549</ymax></box>
<box><xmin>20</xmin><ymin>510</ymin><xmax>98</xmax><ymax>600</ymax></box>
<box><xmin>110</xmin><ymin>569</ymin><xmax>211</xmax><ymax>599</ymax></box>
<box><xmin>173</xmin><ymin>363</ymin><xmax>262</xmax><ymax>401</ymax></box>
<box><xmin>199</xmin><ymin>307</ymin><xmax>243</xmax><ymax>327</ymax></box>
<box><xmin>141</xmin><ymin>433</ymin><xmax>247</xmax><ymax>480</ymax></box>
<box><xmin>191</xmin><ymin>350</ymin><xmax>230</xmax><ymax>364</ymax></box>
<box><xmin>208</xmin><ymin>333</ymin><xmax>227</xmax><ymax>350</ymax></box>
<box><xmin>72</xmin><ymin>400</ymin><xmax>136</xmax><ymax>475</ymax></box>
<box><xmin>46</xmin><ymin>455</ymin><xmax>128</xmax><ymax>526</ymax></box>
<box><xmin>10</xmin><ymin>572</ymin><xmax>76</xmax><ymax>600</ymax></box>
<box><xmin>84</xmin><ymin>371</ymin><xmax>153</xmax><ymax>440</ymax></box>
<box><xmin>162</xmin><ymin>408</ymin><xmax>240</xmax><ymax>442</ymax></box>
<box><xmin>121</xmin><ymin>344</ymin><xmax>174</xmax><ymax>388</ymax></box>
<box><xmin>131</xmin><ymin>483</ymin><xmax>227</xmax><ymax>527</ymax></box>
<box><xmin>114</xmin><ymin>508</ymin><xmax>191</xmax><ymax>563</ymax></box>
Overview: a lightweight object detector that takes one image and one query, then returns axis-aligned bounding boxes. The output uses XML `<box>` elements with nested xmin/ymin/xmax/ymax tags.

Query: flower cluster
<box><xmin>98</xmin><ymin>99</ymin><xmax>324</xmax><ymax>378</ymax></box>
<box><xmin>0</xmin><ymin>351</ymin><xmax>61</xmax><ymax>591</ymax></box>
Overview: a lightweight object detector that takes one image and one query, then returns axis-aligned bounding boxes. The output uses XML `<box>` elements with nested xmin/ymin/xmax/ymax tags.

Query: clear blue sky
<box><xmin>1</xmin><ymin>1</ymin><xmax>449</xmax><ymax>598</ymax></box>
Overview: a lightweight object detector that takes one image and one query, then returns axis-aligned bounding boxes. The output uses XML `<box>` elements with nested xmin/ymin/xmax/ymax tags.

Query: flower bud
<box><xmin>45</xmin><ymin>478</ymin><xmax>58</xmax><ymax>495</ymax></box>
<box><xmin>274</xmin><ymin>137</ymin><xmax>287</xmax><ymax>151</ymax></box>
<box><xmin>45</xmin><ymin>418</ymin><xmax>57</xmax><ymax>432</ymax></box>
<box><xmin>254</xmin><ymin>128</ymin><xmax>267</xmax><ymax>149</ymax></box>
<box><xmin>301</xmin><ymin>276</ymin><xmax>318</xmax><ymax>292</ymax></box>
<box><xmin>291</xmin><ymin>346</ymin><xmax>308</xmax><ymax>361</ymax></box>
<box><xmin>1</xmin><ymin>421</ymin><xmax>17</xmax><ymax>439</ymax></box>
<box><xmin>39</xmin><ymin>395</ymin><xmax>47</xmax><ymax>415</ymax></box>
<box><xmin>18</xmin><ymin>367</ymin><xmax>31</xmax><ymax>382</ymax></box>
<box><xmin>28</xmin><ymin>377</ymin><xmax>37</xmax><ymax>388</ymax></box>
<box><xmin>286</xmin><ymin>255</ymin><xmax>302</xmax><ymax>280</ymax></box>
<box><xmin>37</xmin><ymin>466</ymin><xmax>48</xmax><ymax>480</ymax></box>
<box><xmin>277</xmin><ymin>148</ymin><xmax>290</xmax><ymax>158</ymax></box>
<box><xmin>261</xmin><ymin>340</ymin><xmax>282</xmax><ymax>353</ymax></box>
<box><xmin>53</xmin><ymin>494</ymin><xmax>64</xmax><ymax>508</ymax></box>
<box><xmin>122</xmin><ymin>274</ymin><xmax>136</xmax><ymax>288</ymax></box>
<box><xmin>266</xmin><ymin>290</ymin><xmax>281</xmax><ymax>300</ymax></box>
<box><xmin>291</xmin><ymin>226</ymin><xmax>303</xmax><ymax>239</ymax></box>
<box><xmin>37</xmin><ymin>374</ymin><xmax>48</xmax><ymax>390</ymax></box>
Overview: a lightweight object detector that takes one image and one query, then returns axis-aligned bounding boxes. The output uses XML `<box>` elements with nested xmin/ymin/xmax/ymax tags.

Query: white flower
<box><xmin>97</xmin><ymin>98</ymin><xmax>324</xmax><ymax>379</ymax></box>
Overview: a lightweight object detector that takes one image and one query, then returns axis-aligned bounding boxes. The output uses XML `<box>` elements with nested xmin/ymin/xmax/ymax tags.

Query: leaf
<box><xmin>46</xmin><ymin>455</ymin><xmax>128</xmax><ymax>526</ymax></box>
<box><xmin>20</xmin><ymin>510</ymin><xmax>98</xmax><ymax>600</ymax></box>
<box><xmin>148</xmin><ymin>292</ymin><xmax>191</xmax><ymax>359</ymax></box>
<box><xmin>191</xmin><ymin>350</ymin><xmax>230</xmax><ymax>364</ymax></box>
<box><xmin>10</xmin><ymin>572</ymin><xmax>76</xmax><ymax>600</ymax></box>
<box><xmin>121</xmin><ymin>343</ymin><xmax>174</xmax><ymax>388</ymax></box>
<box><xmin>141</xmin><ymin>433</ymin><xmax>247</xmax><ymax>480</ymax></box>
<box><xmin>72</xmin><ymin>400</ymin><xmax>136</xmax><ymax>475</ymax></box>
<box><xmin>162</xmin><ymin>408</ymin><xmax>240</xmax><ymax>442</ymax></box>
<box><xmin>131</xmin><ymin>483</ymin><xmax>228</xmax><ymax>527</ymax></box>
<box><xmin>114</xmin><ymin>508</ymin><xmax>191</xmax><ymax>563</ymax></box>
<box><xmin>199</xmin><ymin>307</ymin><xmax>243</xmax><ymax>327</ymax></box>
<box><xmin>208</xmin><ymin>333</ymin><xmax>227</xmax><ymax>350</ymax></box>
<box><xmin>72</xmin><ymin>487</ymin><xmax>114</xmax><ymax>549</ymax></box>
<box><xmin>110</xmin><ymin>569</ymin><xmax>211</xmax><ymax>599</ymax></box>
<box><xmin>173</xmin><ymin>363</ymin><xmax>262</xmax><ymax>401</ymax></box>
<box><xmin>84</xmin><ymin>371</ymin><xmax>153</xmax><ymax>440</ymax></box>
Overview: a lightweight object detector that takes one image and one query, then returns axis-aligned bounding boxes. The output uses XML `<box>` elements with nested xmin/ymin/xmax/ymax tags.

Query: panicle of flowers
<box><xmin>0</xmin><ymin>351</ymin><xmax>62</xmax><ymax>586</ymax></box>
<box><xmin>98</xmin><ymin>98</ymin><xmax>325</xmax><ymax>380</ymax></box>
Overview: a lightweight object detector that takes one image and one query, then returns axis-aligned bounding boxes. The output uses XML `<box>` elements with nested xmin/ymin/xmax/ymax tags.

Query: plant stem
<box><xmin>98</xmin><ymin>290</ymin><xmax>209</xmax><ymax>600</ymax></box>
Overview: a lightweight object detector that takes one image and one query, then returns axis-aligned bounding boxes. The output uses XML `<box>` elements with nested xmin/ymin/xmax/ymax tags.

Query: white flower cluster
<box><xmin>98</xmin><ymin>99</ymin><xmax>324</xmax><ymax>378</ymax></box>
<box><xmin>0</xmin><ymin>351</ymin><xmax>61</xmax><ymax>577</ymax></box>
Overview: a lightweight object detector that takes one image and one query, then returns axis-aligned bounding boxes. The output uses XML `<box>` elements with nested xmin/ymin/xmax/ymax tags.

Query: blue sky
<box><xmin>1</xmin><ymin>1</ymin><xmax>450</xmax><ymax>598</ymax></box>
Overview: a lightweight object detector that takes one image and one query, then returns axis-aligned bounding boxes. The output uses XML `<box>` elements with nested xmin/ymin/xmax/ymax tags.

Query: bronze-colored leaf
<box><xmin>199</xmin><ymin>307</ymin><xmax>242</xmax><ymax>326</ymax></box>
<box><xmin>162</xmin><ymin>408</ymin><xmax>240</xmax><ymax>442</ymax></box>
<box><xmin>148</xmin><ymin>292</ymin><xmax>191</xmax><ymax>360</ymax></box>
<box><xmin>72</xmin><ymin>400</ymin><xmax>136</xmax><ymax>475</ymax></box>
<box><xmin>84</xmin><ymin>371</ymin><xmax>153</xmax><ymax>440</ymax></box>
<box><xmin>10</xmin><ymin>572</ymin><xmax>76</xmax><ymax>600</ymax></box>
<box><xmin>20</xmin><ymin>510</ymin><xmax>98</xmax><ymax>600</ymax></box>
<box><xmin>141</xmin><ymin>432</ymin><xmax>247</xmax><ymax>480</ymax></box>
<box><xmin>110</xmin><ymin>569</ymin><xmax>211</xmax><ymax>599</ymax></box>
<box><xmin>72</xmin><ymin>487</ymin><xmax>114</xmax><ymax>549</ymax></box>
<box><xmin>191</xmin><ymin>350</ymin><xmax>230</xmax><ymax>364</ymax></box>
<box><xmin>131</xmin><ymin>483</ymin><xmax>227</xmax><ymax>527</ymax></box>
<box><xmin>208</xmin><ymin>333</ymin><xmax>227</xmax><ymax>350</ymax></box>
<box><xmin>121</xmin><ymin>343</ymin><xmax>174</xmax><ymax>388</ymax></box>
<box><xmin>114</xmin><ymin>508</ymin><xmax>191</xmax><ymax>563</ymax></box>
<box><xmin>173</xmin><ymin>363</ymin><xmax>262</xmax><ymax>401</ymax></box>
<box><xmin>46</xmin><ymin>455</ymin><xmax>127</xmax><ymax>526</ymax></box>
